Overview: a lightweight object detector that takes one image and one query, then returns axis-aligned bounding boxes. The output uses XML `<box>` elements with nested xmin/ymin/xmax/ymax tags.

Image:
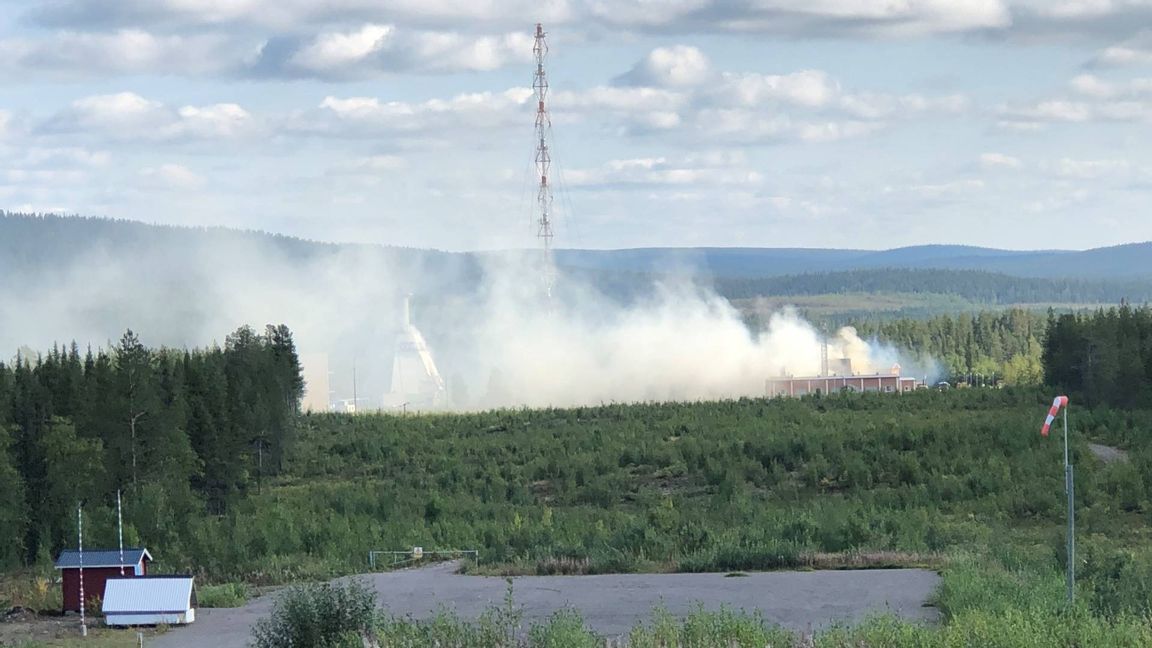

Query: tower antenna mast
<box><xmin>533</xmin><ymin>22</ymin><xmax>555</xmax><ymax>298</ymax></box>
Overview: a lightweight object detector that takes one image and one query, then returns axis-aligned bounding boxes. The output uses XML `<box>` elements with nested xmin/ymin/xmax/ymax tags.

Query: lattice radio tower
<box><xmin>533</xmin><ymin>23</ymin><xmax>555</xmax><ymax>299</ymax></box>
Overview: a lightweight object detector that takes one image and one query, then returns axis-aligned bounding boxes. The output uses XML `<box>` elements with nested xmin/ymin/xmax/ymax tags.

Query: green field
<box><xmin>207</xmin><ymin>391</ymin><xmax>1152</xmax><ymax>644</ymax></box>
<box><xmin>6</xmin><ymin>389</ymin><xmax>1152</xmax><ymax>644</ymax></box>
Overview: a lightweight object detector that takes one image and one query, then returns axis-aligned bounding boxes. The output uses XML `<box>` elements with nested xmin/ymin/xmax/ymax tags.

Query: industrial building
<box><xmin>766</xmin><ymin>357</ymin><xmax>923</xmax><ymax>398</ymax></box>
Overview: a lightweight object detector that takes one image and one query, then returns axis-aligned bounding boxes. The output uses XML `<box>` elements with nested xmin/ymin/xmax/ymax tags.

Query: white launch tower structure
<box><xmin>384</xmin><ymin>296</ymin><xmax>446</xmax><ymax>410</ymax></box>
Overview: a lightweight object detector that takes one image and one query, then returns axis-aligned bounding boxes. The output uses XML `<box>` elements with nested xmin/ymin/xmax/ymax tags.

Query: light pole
<box><xmin>1042</xmin><ymin>395</ymin><xmax>1073</xmax><ymax>604</ymax></box>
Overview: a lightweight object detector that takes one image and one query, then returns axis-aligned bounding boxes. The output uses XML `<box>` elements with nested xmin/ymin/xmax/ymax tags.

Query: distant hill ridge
<box><xmin>3</xmin><ymin>212</ymin><xmax>1150</xmax><ymax>287</ymax></box>
<box><xmin>554</xmin><ymin>243</ymin><xmax>1152</xmax><ymax>280</ymax></box>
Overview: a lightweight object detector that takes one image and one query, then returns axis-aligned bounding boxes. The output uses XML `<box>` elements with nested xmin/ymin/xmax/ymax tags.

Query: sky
<box><xmin>1</xmin><ymin>1</ymin><xmax>1151</xmax><ymax>252</ymax></box>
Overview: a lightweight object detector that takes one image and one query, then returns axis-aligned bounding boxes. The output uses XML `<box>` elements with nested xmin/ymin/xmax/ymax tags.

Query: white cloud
<box><xmin>721</xmin><ymin>70</ymin><xmax>840</xmax><ymax>108</ymax></box>
<box><xmin>3</xmin><ymin>168</ymin><xmax>89</xmax><ymax>185</ymax></box>
<box><xmin>256</xmin><ymin>24</ymin><xmax>535</xmax><ymax>79</ymax></box>
<box><xmin>566</xmin><ymin>151</ymin><xmax>762</xmax><ymax>188</ymax></box>
<box><xmin>1095</xmin><ymin>44</ymin><xmax>1152</xmax><ymax>65</ymax></box>
<box><xmin>1091</xmin><ymin>31</ymin><xmax>1152</xmax><ymax>66</ymax></box>
<box><xmin>589</xmin><ymin>0</ymin><xmax>1011</xmax><ymax>36</ymax></box>
<box><xmin>1052</xmin><ymin>157</ymin><xmax>1131</xmax><ymax>178</ymax></box>
<box><xmin>28</xmin><ymin>0</ymin><xmax>1011</xmax><ymax>38</ymax></box>
<box><xmin>1014</xmin><ymin>0</ymin><xmax>1152</xmax><ymax>21</ymax></box>
<box><xmin>794</xmin><ymin>119</ymin><xmax>887</xmax><ymax>142</ymax></box>
<box><xmin>1069</xmin><ymin>74</ymin><xmax>1152</xmax><ymax>98</ymax></box>
<box><xmin>999</xmin><ymin>76</ymin><xmax>1152</xmax><ymax>128</ymax></box>
<box><xmin>42</xmin><ymin>93</ymin><xmax>256</xmax><ymax>141</ymax></box>
<box><xmin>584</xmin><ymin>0</ymin><xmax>711</xmax><ymax>29</ymax></box>
<box><xmin>21</xmin><ymin>147</ymin><xmax>111</xmax><ymax>168</ymax></box>
<box><xmin>29</xmin><ymin>0</ymin><xmax>573</xmax><ymax>32</ymax></box>
<box><xmin>616</xmin><ymin>45</ymin><xmax>713</xmax><ymax>88</ymax></box>
<box><xmin>558</xmin><ymin>86</ymin><xmax>689</xmax><ymax>112</ymax></box>
<box><xmin>555</xmin><ymin>85</ymin><xmax>690</xmax><ymax>132</ymax></box>
<box><xmin>0</xmin><ymin>29</ymin><xmax>236</xmax><ymax>78</ymax></box>
<box><xmin>176</xmin><ymin>103</ymin><xmax>253</xmax><ymax>138</ymax></box>
<box><xmin>998</xmin><ymin>99</ymin><xmax>1094</xmax><ymax>126</ymax></box>
<box><xmin>691</xmin><ymin>108</ymin><xmax>885</xmax><ymax>143</ymax></box>
<box><xmin>14</xmin><ymin>0</ymin><xmax>1152</xmax><ymax>76</ymax></box>
<box><xmin>349</xmin><ymin>155</ymin><xmax>408</xmax><ymax>171</ymax></box>
<box><xmin>0</xmin><ymin>111</ymin><xmax>10</xmax><ymax>140</ymax></box>
<box><xmin>838</xmin><ymin>92</ymin><xmax>969</xmax><ymax>119</ymax></box>
<box><xmin>880</xmin><ymin>178</ymin><xmax>986</xmax><ymax>201</ymax></box>
<box><xmin>980</xmin><ymin>152</ymin><xmax>1023</xmax><ymax>168</ymax></box>
<box><xmin>57</xmin><ymin>92</ymin><xmax>169</xmax><ymax>130</ymax></box>
<box><xmin>303</xmin><ymin>88</ymin><xmax>534</xmax><ymax>137</ymax></box>
<box><xmin>291</xmin><ymin>24</ymin><xmax>393</xmax><ymax>70</ymax></box>
<box><xmin>140</xmin><ymin>163</ymin><xmax>206</xmax><ymax>190</ymax></box>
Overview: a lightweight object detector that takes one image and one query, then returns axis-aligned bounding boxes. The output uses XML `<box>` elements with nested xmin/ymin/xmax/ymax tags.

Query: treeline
<box><xmin>1045</xmin><ymin>304</ymin><xmax>1152</xmax><ymax>409</ymax></box>
<box><xmin>716</xmin><ymin>268</ymin><xmax>1152</xmax><ymax>305</ymax></box>
<box><xmin>852</xmin><ymin>309</ymin><xmax>1047</xmax><ymax>384</ymax></box>
<box><xmin>0</xmin><ymin>325</ymin><xmax>303</xmax><ymax>569</ymax></box>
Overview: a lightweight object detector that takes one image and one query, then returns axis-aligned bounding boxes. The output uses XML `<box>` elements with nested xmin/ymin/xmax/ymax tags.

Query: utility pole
<box><xmin>533</xmin><ymin>22</ymin><xmax>555</xmax><ymax>299</ymax></box>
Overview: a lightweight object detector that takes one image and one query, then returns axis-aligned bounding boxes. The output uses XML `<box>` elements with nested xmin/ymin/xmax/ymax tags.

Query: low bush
<box><xmin>250</xmin><ymin>578</ymin><xmax>377</xmax><ymax>648</ymax></box>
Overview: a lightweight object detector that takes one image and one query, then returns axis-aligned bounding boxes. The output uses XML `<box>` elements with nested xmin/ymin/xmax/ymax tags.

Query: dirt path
<box><xmin>150</xmin><ymin>562</ymin><xmax>940</xmax><ymax>647</ymax></box>
<box><xmin>1089</xmin><ymin>442</ymin><xmax>1129</xmax><ymax>464</ymax></box>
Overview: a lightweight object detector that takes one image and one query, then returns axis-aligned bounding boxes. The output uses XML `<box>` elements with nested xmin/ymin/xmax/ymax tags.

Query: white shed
<box><xmin>102</xmin><ymin>576</ymin><xmax>196</xmax><ymax>626</ymax></box>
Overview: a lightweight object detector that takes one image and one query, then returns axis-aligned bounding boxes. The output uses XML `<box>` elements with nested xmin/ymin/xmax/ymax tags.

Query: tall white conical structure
<box><xmin>384</xmin><ymin>295</ymin><xmax>445</xmax><ymax>410</ymax></box>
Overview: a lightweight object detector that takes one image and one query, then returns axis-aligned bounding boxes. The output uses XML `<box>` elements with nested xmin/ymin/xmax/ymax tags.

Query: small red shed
<box><xmin>54</xmin><ymin>548</ymin><xmax>152</xmax><ymax>612</ymax></box>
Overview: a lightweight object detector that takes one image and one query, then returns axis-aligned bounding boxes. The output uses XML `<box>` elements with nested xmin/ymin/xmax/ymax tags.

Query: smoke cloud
<box><xmin>447</xmin><ymin>253</ymin><xmax>930</xmax><ymax>408</ymax></box>
<box><xmin>0</xmin><ymin>217</ymin><xmax>931</xmax><ymax>410</ymax></box>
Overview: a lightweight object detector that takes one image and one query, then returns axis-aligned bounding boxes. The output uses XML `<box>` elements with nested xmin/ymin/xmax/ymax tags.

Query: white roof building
<box><xmin>102</xmin><ymin>576</ymin><xmax>196</xmax><ymax>626</ymax></box>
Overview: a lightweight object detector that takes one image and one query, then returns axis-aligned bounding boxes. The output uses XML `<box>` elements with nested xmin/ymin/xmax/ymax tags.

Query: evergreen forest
<box><xmin>2</xmin><ymin>306</ymin><xmax>1152</xmax><ymax>646</ymax></box>
<box><xmin>0</xmin><ymin>326</ymin><xmax>303</xmax><ymax>570</ymax></box>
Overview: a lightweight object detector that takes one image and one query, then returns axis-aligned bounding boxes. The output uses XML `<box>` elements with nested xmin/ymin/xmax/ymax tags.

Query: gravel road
<box><xmin>150</xmin><ymin>562</ymin><xmax>940</xmax><ymax>647</ymax></box>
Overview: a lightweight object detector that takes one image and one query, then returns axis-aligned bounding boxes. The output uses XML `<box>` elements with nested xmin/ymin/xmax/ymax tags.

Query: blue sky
<box><xmin>1</xmin><ymin>0</ymin><xmax>1151</xmax><ymax>251</ymax></box>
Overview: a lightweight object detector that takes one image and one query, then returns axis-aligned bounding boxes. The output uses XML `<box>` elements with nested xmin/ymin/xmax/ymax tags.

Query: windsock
<box><xmin>1041</xmin><ymin>395</ymin><xmax>1069</xmax><ymax>437</ymax></box>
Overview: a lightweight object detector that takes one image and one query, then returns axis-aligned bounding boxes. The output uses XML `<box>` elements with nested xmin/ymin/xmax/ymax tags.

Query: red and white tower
<box><xmin>532</xmin><ymin>23</ymin><xmax>555</xmax><ymax>298</ymax></box>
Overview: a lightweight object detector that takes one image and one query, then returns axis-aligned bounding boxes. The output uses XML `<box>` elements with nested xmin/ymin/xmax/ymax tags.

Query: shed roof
<box><xmin>102</xmin><ymin>576</ymin><xmax>195</xmax><ymax>614</ymax></box>
<box><xmin>54</xmin><ymin>548</ymin><xmax>152</xmax><ymax>569</ymax></box>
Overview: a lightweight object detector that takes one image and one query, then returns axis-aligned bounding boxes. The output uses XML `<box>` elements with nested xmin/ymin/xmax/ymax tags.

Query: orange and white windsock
<box><xmin>1041</xmin><ymin>396</ymin><xmax>1069</xmax><ymax>437</ymax></box>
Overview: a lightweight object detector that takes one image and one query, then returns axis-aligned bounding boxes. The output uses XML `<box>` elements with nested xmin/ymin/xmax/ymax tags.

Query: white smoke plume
<box><xmin>0</xmin><ymin>218</ymin><xmax>929</xmax><ymax>410</ymax></box>
<box><xmin>409</xmin><ymin>253</ymin><xmax>930</xmax><ymax>409</ymax></box>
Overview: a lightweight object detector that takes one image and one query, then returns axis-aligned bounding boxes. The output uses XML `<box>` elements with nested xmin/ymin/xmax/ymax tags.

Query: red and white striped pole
<box><xmin>78</xmin><ymin>505</ymin><xmax>87</xmax><ymax>636</ymax></box>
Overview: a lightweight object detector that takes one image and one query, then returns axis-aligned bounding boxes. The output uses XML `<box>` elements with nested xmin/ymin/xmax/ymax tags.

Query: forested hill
<box><xmin>716</xmin><ymin>268</ymin><xmax>1152</xmax><ymax>305</ymax></box>
<box><xmin>555</xmin><ymin>243</ymin><xmax>1152</xmax><ymax>280</ymax></box>
<box><xmin>0</xmin><ymin>212</ymin><xmax>469</xmax><ymax>281</ymax></box>
<box><xmin>5</xmin><ymin>212</ymin><xmax>1151</xmax><ymax>283</ymax></box>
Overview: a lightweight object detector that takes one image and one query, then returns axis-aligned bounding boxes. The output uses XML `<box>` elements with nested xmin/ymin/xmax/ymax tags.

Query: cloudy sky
<box><xmin>1</xmin><ymin>1</ymin><xmax>1151</xmax><ymax>251</ymax></box>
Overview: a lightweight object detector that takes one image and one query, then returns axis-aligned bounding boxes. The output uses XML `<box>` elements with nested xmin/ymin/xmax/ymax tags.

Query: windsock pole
<box><xmin>1042</xmin><ymin>395</ymin><xmax>1074</xmax><ymax>605</ymax></box>
<box><xmin>1063</xmin><ymin>405</ymin><xmax>1074</xmax><ymax>605</ymax></box>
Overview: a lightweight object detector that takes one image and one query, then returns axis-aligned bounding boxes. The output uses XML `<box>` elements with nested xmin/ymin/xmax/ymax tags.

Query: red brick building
<box><xmin>54</xmin><ymin>548</ymin><xmax>151</xmax><ymax>612</ymax></box>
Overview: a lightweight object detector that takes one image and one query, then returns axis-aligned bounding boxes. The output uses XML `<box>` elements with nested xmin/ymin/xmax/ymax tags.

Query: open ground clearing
<box><xmin>149</xmin><ymin>561</ymin><xmax>939</xmax><ymax>648</ymax></box>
